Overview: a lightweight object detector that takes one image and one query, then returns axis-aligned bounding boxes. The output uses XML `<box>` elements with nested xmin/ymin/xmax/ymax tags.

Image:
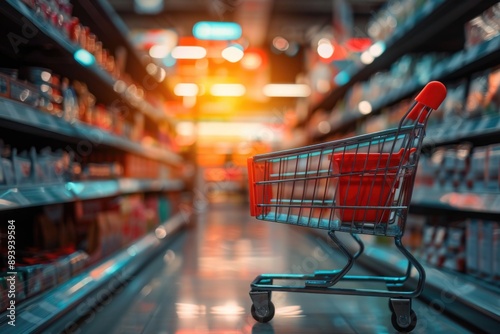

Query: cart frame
<box><xmin>247</xmin><ymin>81</ymin><xmax>447</xmax><ymax>332</ymax></box>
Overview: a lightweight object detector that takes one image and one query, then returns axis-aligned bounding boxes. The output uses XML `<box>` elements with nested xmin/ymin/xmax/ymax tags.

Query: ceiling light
<box><xmin>146</xmin><ymin>63</ymin><xmax>158</xmax><ymax>75</ymax></box>
<box><xmin>358</xmin><ymin>101</ymin><xmax>372</xmax><ymax>115</ymax></box>
<box><xmin>360</xmin><ymin>51</ymin><xmax>374</xmax><ymax>65</ymax></box>
<box><xmin>272</xmin><ymin>36</ymin><xmax>289</xmax><ymax>51</ymax></box>
<box><xmin>318</xmin><ymin>121</ymin><xmax>331</xmax><ymax>134</ymax></box>
<box><xmin>369</xmin><ymin>41</ymin><xmax>386</xmax><ymax>57</ymax></box>
<box><xmin>174</xmin><ymin>83</ymin><xmax>199</xmax><ymax>96</ymax></box>
<box><xmin>193</xmin><ymin>21</ymin><xmax>242</xmax><ymax>40</ymax></box>
<box><xmin>171</xmin><ymin>46</ymin><xmax>207</xmax><ymax>59</ymax></box>
<box><xmin>74</xmin><ymin>49</ymin><xmax>95</xmax><ymax>66</ymax></box>
<box><xmin>263</xmin><ymin>84</ymin><xmax>311</xmax><ymax>97</ymax></box>
<box><xmin>210</xmin><ymin>84</ymin><xmax>246</xmax><ymax>96</ymax></box>
<box><xmin>241</xmin><ymin>52</ymin><xmax>262</xmax><ymax>70</ymax></box>
<box><xmin>317</xmin><ymin>43</ymin><xmax>334</xmax><ymax>59</ymax></box>
<box><xmin>149</xmin><ymin>45</ymin><xmax>170</xmax><ymax>58</ymax></box>
<box><xmin>221</xmin><ymin>45</ymin><xmax>244</xmax><ymax>63</ymax></box>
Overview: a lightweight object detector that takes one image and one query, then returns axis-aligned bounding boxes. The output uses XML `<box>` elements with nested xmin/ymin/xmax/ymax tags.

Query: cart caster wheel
<box><xmin>391</xmin><ymin>309</ymin><xmax>417</xmax><ymax>333</ymax></box>
<box><xmin>251</xmin><ymin>301</ymin><xmax>275</xmax><ymax>323</ymax></box>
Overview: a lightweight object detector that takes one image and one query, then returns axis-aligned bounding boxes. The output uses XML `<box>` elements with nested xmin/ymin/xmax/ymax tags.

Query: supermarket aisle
<box><xmin>71</xmin><ymin>200</ymin><xmax>472</xmax><ymax>334</ymax></box>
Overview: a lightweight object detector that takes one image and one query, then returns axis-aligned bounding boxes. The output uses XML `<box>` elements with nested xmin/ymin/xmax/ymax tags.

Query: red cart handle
<box><xmin>405</xmin><ymin>81</ymin><xmax>447</xmax><ymax>123</ymax></box>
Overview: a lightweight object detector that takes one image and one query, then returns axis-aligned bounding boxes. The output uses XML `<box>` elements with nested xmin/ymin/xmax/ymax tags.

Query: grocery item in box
<box><xmin>466</xmin><ymin>147</ymin><xmax>487</xmax><ymax>190</ymax></box>
<box><xmin>466</xmin><ymin>219</ymin><xmax>479</xmax><ymax>274</ymax></box>
<box><xmin>66</xmin><ymin>251</ymin><xmax>90</xmax><ymax>276</ymax></box>
<box><xmin>493</xmin><ymin>222</ymin><xmax>500</xmax><ymax>281</ymax></box>
<box><xmin>485</xmin><ymin>65</ymin><xmax>500</xmax><ymax>115</ymax></box>
<box><xmin>0</xmin><ymin>141</ymin><xmax>15</xmax><ymax>185</ymax></box>
<box><xmin>420</xmin><ymin>224</ymin><xmax>436</xmax><ymax>260</ymax></box>
<box><xmin>17</xmin><ymin>265</ymin><xmax>43</xmax><ymax>297</ymax></box>
<box><xmin>465</xmin><ymin>3</ymin><xmax>500</xmax><ymax>49</ymax></box>
<box><xmin>62</xmin><ymin>78</ymin><xmax>78</xmax><ymax>123</ymax></box>
<box><xmin>441</xmin><ymin>80</ymin><xmax>467</xmax><ymax>123</ymax></box>
<box><xmin>0</xmin><ymin>73</ymin><xmax>10</xmax><ymax>97</ymax></box>
<box><xmin>0</xmin><ymin>272</ymin><xmax>27</xmax><ymax>303</ymax></box>
<box><xmin>465</xmin><ymin>71</ymin><xmax>489</xmax><ymax>118</ymax></box>
<box><xmin>0</xmin><ymin>275</ymin><xmax>7</xmax><ymax>312</ymax></box>
<box><xmin>53</xmin><ymin>255</ymin><xmax>72</xmax><ymax>284</ymax></box>
<box><xmin>12</xmin><ymin>148</ymin><xmax>33</xmax><ymax>184</ymax></box>
<box><xmin>37</xmin><ymin>264</ymin><xmax>57</xmax><ymax>292</ymax></box>
<box><xmin>479</xmin><ymin>220</ymin><xmax>494</xmax><ymax>278</ymax></box>
<box><xmin>428</xmin><ymin>226</ymin><xmax>447</xmax><ymax>268</ymax></box>
<box><xmin>487</xmin><ymin>145</ymin><xmax>500</xmax><ymax>190</ymax></box>
<box><xmin>443</xmin><ymin>226</ymin><xmax>466</xmax><ymax>272</ymax></box>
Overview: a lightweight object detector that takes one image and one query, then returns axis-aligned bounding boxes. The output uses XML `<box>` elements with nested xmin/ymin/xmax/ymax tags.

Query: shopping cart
<box><xmin>246</xmin><ymin>81</ymin><xmax>447</xmax><ymax>332</ymax></box>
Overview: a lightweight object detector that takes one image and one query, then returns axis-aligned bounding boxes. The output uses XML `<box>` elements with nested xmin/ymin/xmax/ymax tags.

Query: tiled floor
<box><xmin>75</xmin><ymin>201</ymin><xmax>472</xmax><ymax>334</ymax></box>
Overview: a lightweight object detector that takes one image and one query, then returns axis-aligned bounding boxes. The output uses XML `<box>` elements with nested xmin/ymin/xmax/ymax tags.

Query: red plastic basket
<box><xmin>332</xmin><ymin>148</ymin><xmax>415</xmax><ymax>222</ymax></box>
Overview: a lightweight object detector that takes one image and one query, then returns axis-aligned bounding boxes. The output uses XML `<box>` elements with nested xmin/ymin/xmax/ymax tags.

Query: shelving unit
<box><xmin>0</xmin><ymin>0</ymin><xmax>172</xmax><ymax>123</ymax></box>
<box><xmin>312</xmin><ymin>32</ymin><xmax>500</xmax><ymax>141</ymax></box>
<box><xmin>0</xmin><ymin>97</ymin><xmax>181</xmax><ymax>165</ymax></box>
<box><xmin>303</xmin><ymin>0</ymin><xmax>500</xmax><ymax>331</ymax></box>
<box><xmin>0</xmin><ymin>178</ymin><xmax>183</xmax><ymax>211</ymax></box>
<box><xmin>0</xmin><ymin>0</ymin><xmax>187</xmax><ymax>323</ymax></box>
<box><xmin>0</xmin><ymin>211</ymin><xmax>187</xmax><ymax>333</ymax></box>
<box><xmin>308</xmin><ymin>0</ymin><xmax>498</xmax><ymax>119</ymax></box>
<box><xmin>70</xmin><ymin>0</ymin><xmax>174</xmax><ymax>102</ymax></box>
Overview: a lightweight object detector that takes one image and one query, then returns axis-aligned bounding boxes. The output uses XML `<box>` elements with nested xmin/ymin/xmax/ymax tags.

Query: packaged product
<box><xmin>12</xmin><ymin>148</ymin><xmax>33</xmax><ymax>184</ymax></box>
<box><xmin>465</xmin><ymin>219</ymin><xmax>479</xmax><ymax>274</ymax></box>
<box><xmin>484</xmin><ymin>65</ymin><xmax>500</xmax><ymax>115</ymax></box>
<box><xmin>0</xmin><ymin>73</ymin><xmax>10</xmax><ymax>97</ymax></box>
<box><xmin>479</xmin><ymin>221</ymin><xmax>495</xmax><ymax>278</ymax></box>
<box><xmin>486</xmin><ymin>145</ymin><xmax>500</xmax><ymax>190</ymax></box>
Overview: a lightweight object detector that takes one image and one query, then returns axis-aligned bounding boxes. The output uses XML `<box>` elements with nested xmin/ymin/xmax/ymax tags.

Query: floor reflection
<box><xmin>75</xmin><ymin>201</ymin><xmax>472</xmax><ymax>334</ymax></box>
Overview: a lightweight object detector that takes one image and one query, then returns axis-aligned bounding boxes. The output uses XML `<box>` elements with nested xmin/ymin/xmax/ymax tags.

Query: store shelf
<box><xmin>314</xmin><ymin>34</ymin><xmax>500</xmax><ymax>140</ymax></box>
<box><xmin>424</xmin><ymin>114</ymin><xmax>500</xmax><ymax>148</ymax></box>
<box><xmin>0</xmin><ymin>178</ymin><xmax>183</xmax><ymax>211</ymax></box>
<box><xmin>0</xmin><ymin>211</ymin><xmax>188</xmax><ymax>333</ymax></box>
<box><xmin>0</xmin><ymin>97</ymin><xmax>182</xmax><ymax>166</ymax></box>
<box><xmin>358</xmin><ymin>239</ymin><xmax>500</xmax><ymax>334</ymax></box>
<box><xmin>410</xmin><ymin>186</ymin><xmax>500</xmax><ymax>219</ymax></box>
<box><xmin>0</xmin><ymin>0</ymin><xmax>171</xmax><ymax>124</ymax></box>
<box><xmin>310</xmin><ymin>0</ymin><xmax>498</xmax><ymax>116</ymax></box>
<box><xmin>70</xmin><ymin>0</ymin><xmax>174</xmax><ymax>102</ymax></box>
<box><xmin>308</xmin><ymin>229</ymin><xmax>499</xmax><ymax>333</ymax></box>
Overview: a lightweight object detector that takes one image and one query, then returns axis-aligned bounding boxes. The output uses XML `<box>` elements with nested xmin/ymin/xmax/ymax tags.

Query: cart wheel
<box><xmin>251</xmin><ymin>301</ymin><xmax>275</xmax><ymax>323</ymax></box>
<box><xmin>391</xmin><ymin>309</ymin><xmax>417</xmax><ymax>333</ymax></box>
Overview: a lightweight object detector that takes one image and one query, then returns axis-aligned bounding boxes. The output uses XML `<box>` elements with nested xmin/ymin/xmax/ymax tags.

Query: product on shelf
<box><xmin>465</xmin><ymin>3</ymin><xmax>500</xmax><ymax>49</ymax></box>
<box><xmin>0</xmin><ymin>73</ymin><xmax>10</xmax><ymax>97</ymax></box>
<box><xmin>427</xmin><ymin>225</ymin><xmax>448</xmax><ymax>268</ymax></box>
<box><xmin>442</xmin><ymin>226</ymin><xmax>466</xmax><ymax>272</ymax></box>
<box><xmin>12</xmin><ymin>148</ymin><xmax>34</xmax><ymax>185</ymax></box>
<box><xmin>466</xmin><ymin>147</ymin><xmax>488</xmax><ymax>190</ymax></box>
<box><xmin>9</xmin><ymin>79</ymin><xmax>40</xmax><ymax>108</ymax></box>
<box><xmin>487</xmin><ymin>144</ymin><xmax>500</xmax><ymax>190</ymax></box>
<box><xmin>485</xmin><ymin>65</ymin><xmax>500</xmax><ymax>115</ymax></box>
<box><xmin>439</xmin><ymin>80</ymin><xmax>468</xmax><ymax>124</ymax></box>
<box><xmin>0</xmin><ymin>272</ymin><xmax>27</xmax><ymax>303</ymax></box>
<box><xmin>61</xmin><ymin>77</ymin><xmax>79</xmax><ymax>123</ymax></box>
<box><xmin>479</xmin><ymin>220</ymin><xmax>496</xmax><ymax>279</ymax></box>
<box><xmin>466</xmin><ymin>219</ymin><xmax>500</xmax><ymax>283</ymax></box>
<box><xmin>80</xmin><ymin>162</ymin><xmax>123</xmax><ymax>180</ymax></box>
<box><xmin>0</xmin><ymin>142</ymin><xmax>14</xmax><ymax>185</ymax></box>
<box><xmin>465</xmin><ymin>70</ymin><xmax>490</xmax><ymax>118</ymax></box>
